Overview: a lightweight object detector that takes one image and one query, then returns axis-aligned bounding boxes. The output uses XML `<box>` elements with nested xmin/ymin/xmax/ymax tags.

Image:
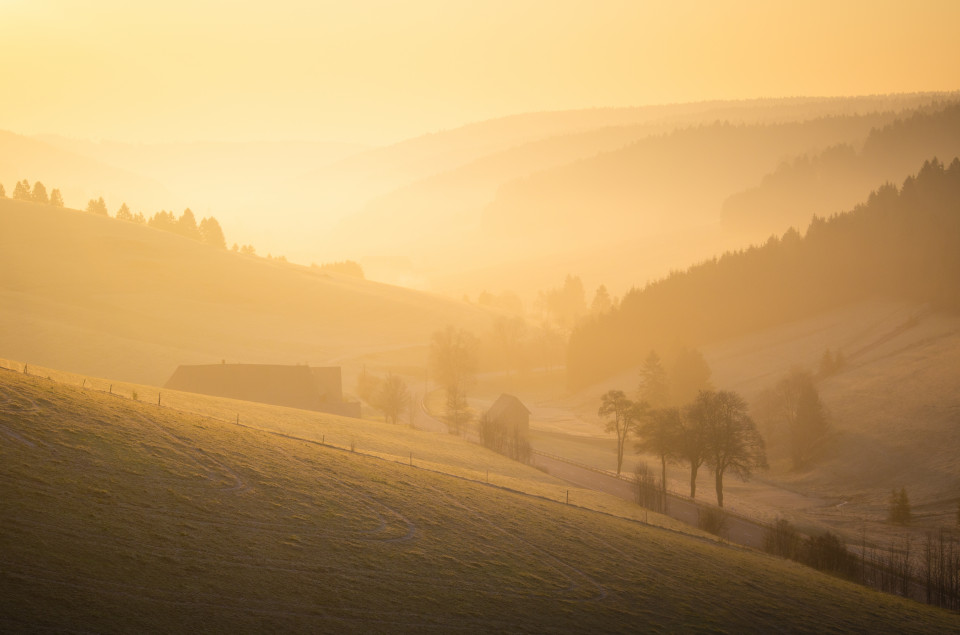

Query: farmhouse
<box><xmin>164</xmin><ymin>363</ymin><xmax>361</xmax><ymax>418</ymax></box>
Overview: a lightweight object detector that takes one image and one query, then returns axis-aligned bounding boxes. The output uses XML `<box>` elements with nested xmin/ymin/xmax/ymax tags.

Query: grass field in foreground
<box><xmin>1</xmin><ymin>369</ymin><xmax>958</xmax><ymax>632</ymax></box>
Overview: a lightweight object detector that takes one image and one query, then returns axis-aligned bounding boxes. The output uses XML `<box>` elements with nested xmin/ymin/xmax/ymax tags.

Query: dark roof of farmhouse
<box><xmin>164</xmin><ymin>363</ymin><xmax>342</xmax><ymax>412</ymax></box>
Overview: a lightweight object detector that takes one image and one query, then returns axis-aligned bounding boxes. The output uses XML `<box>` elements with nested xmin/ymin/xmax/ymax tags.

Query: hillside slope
<box><xmin>0</xmin><ymin>130</ymin><xmax>170</xmax><ymax>212</ymax></box>
<box><xmin>705</xmin><ymin>300</ymin><xmax>960</xmax><ymax>510</ymax></box>
<box><xmin>0</xmin><ymin>199</ymin><xmax>495</xmax><ymax>385</ymax></box>
<box><xmin>326</xmin><ymin>96</ymin><xmax>936</xmax><ymax>263</ymax></box>
<box><xmin>1</xmin><ymin>368</ymin><xmax>955</xmax><ymax>632</ymax></box>
<box><xmin>481</xmin><ymin>115</ymin><xmax>889</xmax><ymax>252</ymax></box>
<box><xmin>321</xmin><ymin>95</ymin><xmax>952</xmax><ymax>293</ymax></box>
<box><xmin>568</xmin><ymin>158</ymin><xmax>960</xmax><ymax>386</ymax></box>
<box><xmin>722</xmin><ymin>101</ymin><xmax>960</xmax><ymax>238</ymax></box>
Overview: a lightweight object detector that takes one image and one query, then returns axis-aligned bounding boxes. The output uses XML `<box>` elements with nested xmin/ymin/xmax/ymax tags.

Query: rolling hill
<box><xmin>0</xmin><ymin>130</ymin><xmax>170</xmax><ymax>213</ymax></box>
<box><xmin>722</xmin><ymin>101</ymin><xmax>960</xmax><ymax>239</ymax></box>
<box><xmin>568</xmin><ymin>158</ymin><xmax>960</xmax><ymax>387</ymax></box>
<box><xmin>0</xmin><ymin>198</ymin><xmax>496</xmax><ymax>386</ymax></box>
<box><xmin>32</xmin><ymin>136</ymin><xmax>370</xmax><ymax>257</ymax></box>
<box><xmin>319</xmin><ymin>95</ymin><xmax>955</xmax><ymax>294</ymax></box>
<box><xmin>324</xmin><ymin>95</ymin><xmax>940</xmax><ymax>263</ymax></box>
<box><xmin>1</xmin><ymin>366</ymin><xmax>956</xmax><ymax>632</ymax></box>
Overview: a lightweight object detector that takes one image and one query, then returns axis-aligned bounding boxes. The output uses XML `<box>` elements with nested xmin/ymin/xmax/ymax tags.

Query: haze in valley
<box><xmin>2</xmin><ymin>1</ymin><xmax>960</xmax><ymax>631</ymax></box>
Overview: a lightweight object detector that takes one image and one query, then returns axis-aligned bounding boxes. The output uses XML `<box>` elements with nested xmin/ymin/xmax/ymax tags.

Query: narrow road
<box><xmin>533</xmin><ymin>452</ymin><xmax>767</xmax><ymax>550</ymax></box>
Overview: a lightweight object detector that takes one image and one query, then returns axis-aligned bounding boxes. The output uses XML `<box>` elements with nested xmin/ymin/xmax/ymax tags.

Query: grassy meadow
<box><xmin>1</xmin><ymin>365</ymin><xmax>958</xmax><ymax>632</ymax></box>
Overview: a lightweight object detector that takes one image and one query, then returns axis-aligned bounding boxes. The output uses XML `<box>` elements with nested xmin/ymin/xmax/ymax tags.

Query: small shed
<box><xmin>485</xmin><ymin>393</ymin><xmax>530</xmax><ymax>437</ymax></box>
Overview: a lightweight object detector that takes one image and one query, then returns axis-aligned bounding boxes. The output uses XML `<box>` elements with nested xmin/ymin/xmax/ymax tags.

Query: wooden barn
<box><xmin>164</xmin><ymin>363</ymin><xmax>361</xmax><ymax>418</ymax></box>
<box><xmin>485</xmin><ymin>393</ymin><xmax>530</xmax><ymax>437</ymax></box>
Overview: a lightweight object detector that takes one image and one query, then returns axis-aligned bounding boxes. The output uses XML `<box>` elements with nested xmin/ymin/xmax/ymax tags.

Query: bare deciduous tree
<box><xmin>635</xmin><ymin>406</ymin><xmax>681</xmax><ymax>503</ymax></box>
<box><xmin>599</xmin><ymin>390</ymin><xmax>643</xmax><ymax>476</ymax></box>
<box><xmin>690</xmin><ymin>390</ymin><xmax>767</xmax><ymax>507</ymax></box>
<box><xmin>430</xmin><ymin>326</ymin><xmax>477</xmax><ymax>435</ymax></box>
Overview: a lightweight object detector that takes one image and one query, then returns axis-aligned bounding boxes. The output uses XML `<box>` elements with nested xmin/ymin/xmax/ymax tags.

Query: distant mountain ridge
<box><xmin>0</xmin><ymin>130</ymin><xmax>170</xmax><ymax>213</ymax></box>
<box><xmin>721</xmin><ymin>100</ymin><xmax>960</xmax><ymax>238</ymax></box>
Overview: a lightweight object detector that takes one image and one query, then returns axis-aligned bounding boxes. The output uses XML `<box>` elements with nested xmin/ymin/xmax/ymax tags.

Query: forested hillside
<box><xmin>479</xmin><ymin>114</ymin><xmax>894</xmax><ymax>253</ymax></box>
<box><xmin>568</xmin><ymin>158</ymin><xmax>960</xmax><ymax>387</ymax></box>
<box><xmin>722</xmin><ymin>101</ymin><xmax>960</xmax><ymax>237</ymax></box>
<box><xmin>325</xmin><ymin>95</ymin><xmax>944</xmax><ymax>261</ymax></box>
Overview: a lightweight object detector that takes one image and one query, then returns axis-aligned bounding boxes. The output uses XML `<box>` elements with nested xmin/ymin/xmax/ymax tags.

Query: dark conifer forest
<box><xmin>568</xmin><ymin>157</ymin><xmax>960</xmax><ymax>387</ymax></box>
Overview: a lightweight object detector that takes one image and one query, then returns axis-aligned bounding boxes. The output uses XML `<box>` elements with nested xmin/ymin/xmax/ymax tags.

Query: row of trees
<box><xmin>84</xmin><ymin>198</ymin><xmax>228</xmax><ymax>250</ymax></box>
<box><xmin>765</xmin><ymin>518</ymin><xmax>960</xmax><ymax>611</ymax></box>
<box><xmin>311</xmin><ymin>260</ymin><xmax>365</xmax><ymax>279</ymax></box>
<box><xmin>143</xmin><ymin>208</ymin><xmax>226</xmax><ymax>249</ymax></box>
<box><xmin>534</xmin><ymin>275</ymin><xmax>619</xmax><ymax>332</ymax></box>
<box><xmin>600</xmin><ymin>387</ymin><xmax>767</xmax><ymax>508</ymax></box>
<box><xmin>2</xmin><ymin>178</ymin><xmax>233</xmax><ymax>252</ymax></box>
<box><xmin>2</xmin><ymin>179</ymin><xmax>65</xmax><ymax>207</ymax></box>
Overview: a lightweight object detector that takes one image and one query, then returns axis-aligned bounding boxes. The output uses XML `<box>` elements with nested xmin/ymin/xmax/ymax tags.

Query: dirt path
<box><xmin>532</xmin><ymin>452</ymin><xmax>767</xmax><ymax>549</ymax></box>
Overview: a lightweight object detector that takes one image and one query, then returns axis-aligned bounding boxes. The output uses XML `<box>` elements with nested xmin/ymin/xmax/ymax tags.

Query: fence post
<box><xmin>566</xmin><ymin>490</ymin><xmax>569</xmax><ymax>505</ymax></box>
<box><xmin>409</xmin><ymin>452</ymin><xmax>412</xmax><ymax>466</ymax></box>
<box><xmin>109</xmin><ymin>384</ymin><xmax>112</xmax><ymax>394</ymax></box>
<box><xmin>157</xmin><ymin>393</ymin><xmax>161</xmax><ymax>406</ymax></box>
<box><xmin>236</xmin><ymin>413</ymin><xmax>239</xmax><ymax>424</ymax></box>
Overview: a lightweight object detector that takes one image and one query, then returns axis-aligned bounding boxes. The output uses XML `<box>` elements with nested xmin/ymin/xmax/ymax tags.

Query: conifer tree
<box><xmin>115</xmin><ymin>203</ymin><xmax>133</xmax><ymax>221</ymax></box>
<box><xmin>49</xmin><ymin>188</ymin><xmax>64</xmax><ymax>207</ymax></box>
<box><xmin>13</xmin><ymin>180</ymin><xmax>31</xmax><ymax>201</ymax></box>
<box><xmin>31</xmin><ymin>181</ymin><xmax>48</xmax><ymax>204</ymax></box>
<box><xmin>889</xmin><ymin>487</ymin><xmax>911</xmax><ymax>525</ymax></box>
<box><xmin>86</xmin><ymin>197</ymin><xmax>108</xmax><ymax>215</ymax></box>
<box><xmin>114</xmin><ymin>203</ymin><xmax>133</xmax><ymax>221</ymax></box>
<box><xmin>177</xmin><ymin>208</ymin><xmax>202</xmax><ymax>240</ymax></box>
<box><xmin>638</xmin><ymin>350</ymin><xmax>669</xmax><ymax>407</ymax></box>
<box><xmin>199</xmin><ymin>216</ymin><xmax>226</xmax><ymax>248</ymax></box>
<box><xmin>0</xmin><ymin>182</ymin><xmax>6</xmax><ymax>197</ymax></box>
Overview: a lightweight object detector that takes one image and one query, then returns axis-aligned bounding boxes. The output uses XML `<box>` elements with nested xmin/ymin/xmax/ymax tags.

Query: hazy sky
<box><xmin>3</xmin><ymin>0</ymin><xmax>959</xmax><ymax>144</ymax></box>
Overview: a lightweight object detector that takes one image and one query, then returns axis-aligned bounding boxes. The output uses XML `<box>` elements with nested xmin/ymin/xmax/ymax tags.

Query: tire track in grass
<box><xmin>0</xmin><ymin>387</ymin><xmax>40</xmax><ymax>448</ymax></box>
<box><xmin>2</xmin><ymin>512</ymin><xmax>586</xmax><ymax>606</ymax></box>
<box><xmin>0</xmin><ymin>558</ymin><xmax>535</xmax><ymax>631</ymax></box>
<box><xmin>129</xmin><ymin>412</ymin><xmax>249</xmax><ymax>494</ymax></box>
<box><xmin>293</xmin><ymin>457</ymin><xmax>418</xmax><ymax>543</ymax></box>
<box><xmin>425</xmin><ymin>483</ymin><xmax>608</xmax><ymax>602</ymax></box>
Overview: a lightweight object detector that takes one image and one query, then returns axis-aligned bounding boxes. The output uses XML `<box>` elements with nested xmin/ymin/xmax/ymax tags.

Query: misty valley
<box><xmin>3</xmin><ymin>13</ymin><xmax>960</xmax><ymax>629</ymax></box>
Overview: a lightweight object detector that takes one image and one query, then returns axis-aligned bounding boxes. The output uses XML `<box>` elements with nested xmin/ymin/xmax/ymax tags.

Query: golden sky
<box><xmin>2</xmin><ymin>0</ymin><xmax>959</xmax><ymax>144</ymax></box>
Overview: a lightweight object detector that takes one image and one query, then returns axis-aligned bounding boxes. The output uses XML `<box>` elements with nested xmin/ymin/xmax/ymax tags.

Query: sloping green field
<box><xmin>1</xmin><ymin>368</ymin><xmax>957</xmax><ymax>632</ymax></box>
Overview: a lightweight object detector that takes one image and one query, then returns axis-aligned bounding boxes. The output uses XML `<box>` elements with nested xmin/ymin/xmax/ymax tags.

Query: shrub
<box><xmin>697</xmin><ymin>507</ymin><xmax>727</xmax><ymax>537</ymax></box>
<box><xmin>802</xmin><ymin>531</ymin><xmax>858</xmax><ymax>579</ymax></box>
<box><xmin>634</xmin><ymin>462</ymin><xmax>665</xmax><ymax>513</ymax></box>
<box><xmin>764</xmin><ymin>517</ymin><xmax>802</xmax><ymax>560</ymax></box>
<box><xmin>889</xmin><ymin>487</ymin><xmax>911</xmax><ymax>525</ymax></box>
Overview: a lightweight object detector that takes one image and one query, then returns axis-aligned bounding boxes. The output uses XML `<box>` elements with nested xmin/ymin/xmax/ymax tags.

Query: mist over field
<box><xmin>2</xmin><ymin>1</ymin><xmax>960</xmax><ymax>632</ymax></box>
